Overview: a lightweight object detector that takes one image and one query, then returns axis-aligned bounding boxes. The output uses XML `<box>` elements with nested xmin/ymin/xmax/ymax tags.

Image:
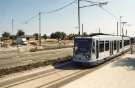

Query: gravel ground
<box><xmin>0</xmin><ymin>48</ymin><xmax>73</xmax><ymax>69</ymax></box>
<box><xmin>61</xmin><ymin>53</ymin><xmax>135</xmax><ymax>88</ymax></box>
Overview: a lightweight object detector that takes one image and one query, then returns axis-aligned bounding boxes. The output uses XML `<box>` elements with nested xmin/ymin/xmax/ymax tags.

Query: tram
<box><xmin>73</xmin><ymin>34</ymin><xmax>131</xmax><ymax>66</ymax></box>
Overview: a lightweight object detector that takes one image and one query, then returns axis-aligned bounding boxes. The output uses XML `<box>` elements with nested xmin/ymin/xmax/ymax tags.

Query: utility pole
<box><xmin>12</xmin><ymin>18</ymin><xmax>14</xmax><ymax>35</ymax></box>
<box><xmin>82</xmin><ymin>24</ymin><xmax>83</xmax><ymax>35</ymax></box>
<box><xmin>117</xmin><ymin>21</ymin><xmax>118</xmax><ymax>36</ymax></box>
<box><xmin>122</xmin><ymin>22</ymin><xmax>127</xmax><ymax>36</ymax></box>
<box><xmin>122</xmin><ymin>26</ymin><xmax>124</xmax><ymax>36</ymax></box>
<box><xmin>121</xmin><ymin>21</ymin><xmax>127</xmax><ymax>49</ymax></box>
<box><xmin>126</xmin><ymin>29</ymin><xmax>127</xmax><ymax>36</ymax></box>
<box><xmin>119</xmin><ymin>16</ymin><xmax>122</xmax><ymax>36</ymax></box>
<box><xmin>39</xmin><ymin>12</ymin><xmax>41</xmax><ymax>46</ymax></box>
<box><xmin>11</xmin><ymin>18</ymin><xmax>14</xmax><ymax>45</ymax></box>
<box><xmin>77</xmin><ymin>0</ymin><xmax>108</xmax><ymax>36</ymax></box>
<box><xmin>99</xmin><ymin>28</ymin><xmax>101</xmax><ymax>33</ymax></box>
<box><xmin>78</xmin><ymin>0</ymin><xmax>81</xmax><ymax>35</ymax></box>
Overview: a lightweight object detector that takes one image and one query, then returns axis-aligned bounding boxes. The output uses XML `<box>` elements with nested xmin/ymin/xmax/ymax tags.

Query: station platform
<box><xmin>61</xmin><ymin>53</ymin><xmax>135</xmax><ymax>88</ymax></box>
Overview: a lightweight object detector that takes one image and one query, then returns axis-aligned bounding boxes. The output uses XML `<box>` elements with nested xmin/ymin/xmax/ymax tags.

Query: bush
<box><xmin>42</xmin><ymin>34</ymin><xmax>47</xmax><ymax>40</ymax></box>
<box><xmin>16</xmin><ymin>30</ymin><xmax>25</xmax><ymax>37</ymax></box>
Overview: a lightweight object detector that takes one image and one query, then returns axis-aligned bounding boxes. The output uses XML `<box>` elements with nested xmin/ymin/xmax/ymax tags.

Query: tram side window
<box><xmin>92</xmin><ymin>41</ymin><xmax>95</xmax><ymax>53</ymax></box>
<box><xmin>120</xmin><ymin>40</ymin><xmax>122</xmax><ymax>48</ymax></box>
<box><xmin>114</xmin><ymin>41</ymin><xmax>117</xmax><ymax>50</ymax></box>
<box><xmin>124</xmin><ymin>40</ymin><xmax>130</xmax><ymax>46</ymax></box>
<box><xmin>124</xmin><ymin>40</ymin><xmax>126</xmax><ymax>46</ymax></box>
<box><xmin>105</xmin><ymin>41</ymin><xmax>109</xmax><ymax>51</ymax></box>
<box><xmin>96</xmin><ymin>41</ymin><xmax>99</xmax><ymax>58</ymax></box>
<box><xmin>99</xmin><ymin>41</ymin><xmax>104</xmax><ymax>52</ymax></box>
<box><xmin>117</xmin><ymin>40</ymin><xmax>120</xmax><ymax>52</ymax></box>
<box><xmin>127</xmin><ymin>40</ymin><xmax>130</xmax><ymax>45</ymax></box>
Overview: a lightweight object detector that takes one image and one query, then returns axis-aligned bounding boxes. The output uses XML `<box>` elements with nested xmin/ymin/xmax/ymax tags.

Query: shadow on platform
<box><xmin>53</xmin><ymin>61</ymin><xmax>89</xmax><ymax>70</ymax></box>
<box><xmin>112</xmin><ymin>57</ymin><xmax>135</xmax><ymax>70</ymax></box>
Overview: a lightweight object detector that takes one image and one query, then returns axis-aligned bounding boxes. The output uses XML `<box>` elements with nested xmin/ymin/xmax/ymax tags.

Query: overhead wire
<box><xmin>82</xmin><ymin>0</ymin><xmax>99</xmax><ymax>4</ymax></box>
<box><xmin>24</xmin><ymin>14</ymin><xmax>38</xmax><ymax>24</ymax></box>
<box><xmin>80</xmin><ymin>0</ymin><xmax>99</xmax><ymax>8</ymax></box>
<box><xmin>46</xmin><ymin>0</ymin><xmax>77</xmax><ymax>14</ymax></box>
<box><xmin>80</xmin><ymin>3</ymin><xmax>98</xmax><ymax>8</ymax></box>
<box><xmin>83</xmin><ymin>0</ymin><xmax>118</xmax><ymax>20</ymax></box>
<box><xmin>23</xmin><ymin>0</ymin><xmax>76</xmax><ymax>24</ymax></box>
<box><xmin>23</xmin><ymin>0</ymin><xmax>118</xmax><ymax>27</ymax></box>
<box><xmin>99</xmin><ymin>6</ymin><xmax>118</xmax><ymax>20</ymax></box>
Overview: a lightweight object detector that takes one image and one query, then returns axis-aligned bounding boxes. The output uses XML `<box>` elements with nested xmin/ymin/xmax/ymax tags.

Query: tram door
<box><xmin>92</xmin><ymin>40</ymin><xmax>96</xmax><ymax>59</ymax></box>
<box><xmin>110</xmin><ymin>41</ymin><xmax>113</xmax><ymax>55</ymax></box>
<box><xmin>112</xmin><ymin>41</ymin><xmax>114</xmax><ymax>54</ymax></box>
<box><xmin>117</xmin><ymin>41</ymin><xmax>120</xmax><ymax>52</ymax></box>
<box><xmin>96</xmin><ymin>40</ymin><xmax>99</xmax><ymax>59</ymax></box>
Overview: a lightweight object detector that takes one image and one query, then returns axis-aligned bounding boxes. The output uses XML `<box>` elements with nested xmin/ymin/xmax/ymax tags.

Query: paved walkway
<box><xmin>61</xmin><ymin>54</ymin><xmax>135</xmax><ymax>88</ymax></box>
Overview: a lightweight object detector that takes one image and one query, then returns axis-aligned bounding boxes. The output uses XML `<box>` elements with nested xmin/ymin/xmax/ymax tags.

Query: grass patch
<box><xmin>0</xmin><ymin>56</ymin><xmax>72</xmax><ymax>77</ymax></box>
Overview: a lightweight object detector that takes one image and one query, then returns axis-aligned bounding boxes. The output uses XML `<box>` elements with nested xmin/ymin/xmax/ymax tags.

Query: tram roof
<box><xmin>75</xmin><ymin>35</ymin><xmax>130</xmax><ymax>41</ymax></box>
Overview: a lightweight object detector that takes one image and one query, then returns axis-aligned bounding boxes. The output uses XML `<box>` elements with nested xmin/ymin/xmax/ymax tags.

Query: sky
<box><xmin>0</xmin><ymin>0</ymin><xmax>135</xmax><ymax>36</ymax></box>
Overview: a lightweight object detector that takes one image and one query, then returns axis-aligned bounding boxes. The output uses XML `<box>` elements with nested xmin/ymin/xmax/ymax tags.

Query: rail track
<box><xmin>3</xmin><ymin>69</ymin><xmax>63</xmax><ymax>88</ymax></box>
<box><xmin>0</xmin><ymin>62</ymin><xmax>82</xmax><ymax>88</ymax></box>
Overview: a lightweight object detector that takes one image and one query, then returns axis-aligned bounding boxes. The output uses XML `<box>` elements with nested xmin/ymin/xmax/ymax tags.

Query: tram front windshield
<box><xmin>74</xmin><ymin>38</ymin><xmax>92</xmax><ymax>54</ymax></box>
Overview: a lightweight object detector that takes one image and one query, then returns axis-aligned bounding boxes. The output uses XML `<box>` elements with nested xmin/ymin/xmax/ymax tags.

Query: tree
<box><xmin>60</xmin><ymin>32</ymin><xmax>66</xmax><ymax>40</ymax></box>
<box><xmin>67</xmin><ymin>34</ymin><xmax>75</xmax><ymax>40</ymax></box>
<box><xmin>42</xmin><ymin>34</ymin><xmax>47</xmax><ymax>40</ymax></box>
<box><xmin>10</xmin><ymin>35</ymin><xmax>16</xmax><ymax>40</ymax></box>
<box><xmin>26</xmin><ymin>36</ymin><xmax>30</xmax><ymax>40</ymax></box>
<box><xmin>50</xmin><ymin>31</ymin><xmax>66</xmax><ymax>40</ymax></box>
<box><xmin>33</xmin><ymin>33</ymin><xmax>39</xmax><ymax>40</ymax></box>
<box><xmin>83</xmin><ymin>32</ymin><xmax>88</xmax><ymax>36</ymax></box>
<box><xmin>2</xmin><ymin>32</ymin><xmax>10</xmax><ymax>39</ymax></box>
<box><xmin>50</xmin><ymin>33</ymin><xmax>55</xmax><ymax>39</ymax></box>
<box><xmin>16</xmin><ymin>30</ymin><xmax>25</xmax><ymax>37</ymax></box>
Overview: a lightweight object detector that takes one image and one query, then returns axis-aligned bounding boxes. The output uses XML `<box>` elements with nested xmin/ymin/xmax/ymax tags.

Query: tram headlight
<box><xmin>85</xmin><ymin>54</ymin><xmax>91</xmax><ymax>60</ymax></box>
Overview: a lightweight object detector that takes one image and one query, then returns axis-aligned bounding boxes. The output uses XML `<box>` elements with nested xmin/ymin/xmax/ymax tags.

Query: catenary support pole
<box><xmin>39</xmin><ymin>12</ymin><xmax>41</xmax><ymax>46</ymax></box>
<box><xmin>78</xmin><ymin>0</ymin><xmax>81</xmax><ymax>35</ymax></box>
<box><xmin>82</xmin><ymin>24</ymin><xmax>83</xmax><ymax>35</ymax></box>
<box><xmin>117</xmin><ymin>21</ymin><xmax>118</xmax><ymax>36</ymax></box>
